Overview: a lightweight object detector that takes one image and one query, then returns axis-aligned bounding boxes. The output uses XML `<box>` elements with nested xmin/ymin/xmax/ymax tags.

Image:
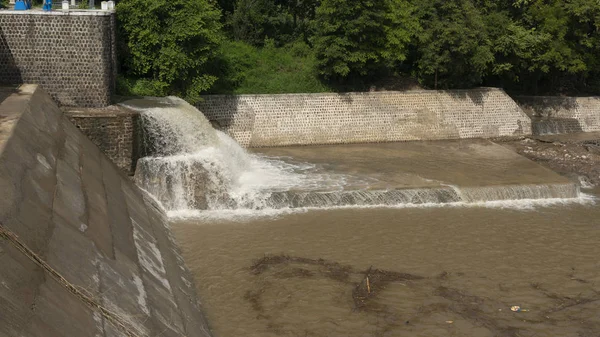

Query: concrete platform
<box><xmin>251</xmin><ymin>140</ymin><xmax>579</xmax><ymax>205</ymax></box>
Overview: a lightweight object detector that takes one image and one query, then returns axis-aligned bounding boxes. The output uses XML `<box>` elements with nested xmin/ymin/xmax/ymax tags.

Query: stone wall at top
<box><xmin>0</xmin><ymin>85</ymin><xmax>212</xmax><ymax>337</ymax></box>
<box><xmin>0</xmin><ymin>10</ymin><xmax>116</xmax><ymax>107</ymax></box>
<box><xmin>515</xmin><ymin>96</ymin><xmax>600</xmax><ymax>135</ymax></box>
<box><xmin>197</xmin><ymin>88</ymin><xmax>531</xmax><ymax>148</ymax></box>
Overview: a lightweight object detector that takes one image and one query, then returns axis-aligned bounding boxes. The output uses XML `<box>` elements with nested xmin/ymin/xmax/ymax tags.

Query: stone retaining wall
<box><xmin>0</xmin><ymin>10</ymin><xmax>116</xmax><ymax>107</ymax></box>
<box><xmin>0</xmin><ymin>85</ymin><xmax>212</xmax><ymax>337</ymax></box>
<box><xmin>66</xmin><ymin>108</ymin><xmax>141</xmax><ymax>175</ymax></box>
<box><xmin>197</xmin><ymin>88</ymin><xmax>531</xmax><ymax>147</ymax></box>
<box><xmin>515</xmin><ymin>96</ymin><xmax>600</xmax><ymax>135</ymax></box>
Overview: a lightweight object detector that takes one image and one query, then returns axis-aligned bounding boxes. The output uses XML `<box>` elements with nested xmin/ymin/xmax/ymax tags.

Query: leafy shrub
<box><xmin>211</xmin><ymin>39</ymin><xmax>330</xmax><ymax>94</ymax></box>
<box><xmin>115</xmin><ymin>76</ymin><xmax>169</xmax><ymax>97</ymax></box>
<box><xmin>312</xmin><ymin>0</ymin><xmax>418</xmax><ymax>82</ymax></box>
<box><xmin>117</xmin><ymin>0</ymin><xmax>223</xmax><ymax>103</ymax></box>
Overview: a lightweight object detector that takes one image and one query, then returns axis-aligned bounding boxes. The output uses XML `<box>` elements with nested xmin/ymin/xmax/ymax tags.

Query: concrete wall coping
<box><xmin>63</xmin><ymin>105</ymin><xmax>140</xmax><ymax>118</ymax></box>
<box><xmin>200</xmin><ymin>87</ymin><xmax>506</xmax><ymax>99</ymax></box>
<box><xmin>0</xmin><ymin>9</ymin><xmax>114</xmax><ymax>15</ymax></box>
<box><xmin>515</xmin><ymin>95</ymin><xmax>600</xmax><ymax>100</ymax></box>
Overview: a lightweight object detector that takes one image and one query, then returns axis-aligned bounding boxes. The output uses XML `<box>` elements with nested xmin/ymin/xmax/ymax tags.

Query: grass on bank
<box><xmin>117</xmin><ymin>39</ymin><xmax>331</xmax><ymax>98</ymax></box>
<box><xmin>212</xmin><ymin>39</ymin><xmax>331</xmax><ymax>95</ymax></box>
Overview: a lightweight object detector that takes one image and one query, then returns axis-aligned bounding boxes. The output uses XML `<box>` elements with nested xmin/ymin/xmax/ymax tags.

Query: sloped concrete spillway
<box><xmin>126</xmin><ymin>97</ymin><xmax>580</xmax><ymax>216</ymax></box>
<box><xmin>0</xmin><ymin>86</ymin><xmax>212</xmax><ymax>337</ymax></box>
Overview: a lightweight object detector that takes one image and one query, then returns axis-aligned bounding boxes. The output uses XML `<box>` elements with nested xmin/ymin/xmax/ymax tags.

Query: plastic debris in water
<box><xmin>510</xmin><ymin>306</ymin><xmax>529</xmax><ymax>312</ymax></box>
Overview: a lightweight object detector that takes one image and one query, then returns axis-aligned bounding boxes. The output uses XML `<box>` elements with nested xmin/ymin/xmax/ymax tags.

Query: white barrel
<box><xmin>62</xmin><ymin>0</ymin><xmax>69</xmax><ymax>9</ymax></box>
<box><xmin>100</xmin><ymin>1</ymin><xmax>108</xmax><ymax>10</ymax></box>
<box><xmin>107</xmin><ymin>0</ymin><xmax>114</xmax><ymax>9</ymax></box>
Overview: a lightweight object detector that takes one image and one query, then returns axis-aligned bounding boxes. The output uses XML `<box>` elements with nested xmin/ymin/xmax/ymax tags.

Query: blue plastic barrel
<box><xmin>14</xmin><ymin>0</ymin><xmax>31</xmax><ymax>10</ymax></box>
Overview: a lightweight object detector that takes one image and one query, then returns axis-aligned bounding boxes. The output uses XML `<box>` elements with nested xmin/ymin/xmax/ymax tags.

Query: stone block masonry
<box><xmin>197</xmin><ymin>88</ymin><xmax>532</xmax><ymax>148</ymax></box>
<box><xmin>0</xmin><ymin>85</ymin><xmax>212</xmax><ymax>337</ymax></box>
<box><xmin>515</xmin><ymin>96</ymin><xmax>600</xmax><ymax>135</ymax></box>
<box><xmin>0</xmin><ymin>10</ymin><xmax>116</xmax><ymax>107</ymax></box>
<box><xmin>66</xmin><ymin>106</ymin><xmax>141</xmax><ymax>175</ymax></box>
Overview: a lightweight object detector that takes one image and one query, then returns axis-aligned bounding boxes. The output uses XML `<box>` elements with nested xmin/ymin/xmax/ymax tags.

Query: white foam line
<box><xmin>167</xmin><ymin>193</ymin><xmax>597</xmax><ymax>222</ymax></box>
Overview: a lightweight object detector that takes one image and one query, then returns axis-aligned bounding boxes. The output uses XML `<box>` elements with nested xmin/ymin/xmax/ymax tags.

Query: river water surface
<box><xmin>173</xmin><ymin>188</ymin><xmax>600</xmax><ymax>337</ymax></box>
<box><xmin>125</xmin><ymin>97</ymin><xmax>600</xmax><ymax>336</ymax></box>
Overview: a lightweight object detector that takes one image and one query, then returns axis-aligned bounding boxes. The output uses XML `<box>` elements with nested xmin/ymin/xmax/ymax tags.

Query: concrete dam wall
<box><xmin>515</xmin><ymin>96</ymin><xmax>600</xmax><ymax>135</ymax></box>
<box><xmin>0</xmin><ymin>85</ymin><xmax>211</xmax><ymax>337</ymax></box>
<box><xmin>197</xmin><ymin>88</ymin><xmax>532</xmax><ymax>147</ymax></box>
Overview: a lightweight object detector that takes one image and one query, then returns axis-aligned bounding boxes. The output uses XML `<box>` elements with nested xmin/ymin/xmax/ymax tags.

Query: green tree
<box><xmin>412</xmin><ymin>0</ymin><xmax>494</xmax><ymax>89</ymax></box>
<box><xmin>228</xmin><ymin>0</ymin><xmax>320</xmax><ymax>45</ymax></box>
<box><xmin>312</xmin><ymin>0</ymin><xmax>418</xmax><ymax>83</ymax></box>
<box><xmin>217</xmin><ymin>0</ymin><xmax>236</xmax><ymax>15</ymax></box>
<box><xmin>516</xmin><ymin>0</ymin><xmax>600</xmax><ymax>93</ymax></box>
<box><xmin>117</xmin><ymin>0</ymin><xmax>223</xmax><ymax>102</ymax></box>
<box><xmin>231</xmin><ymin>0</ymin><xmax>296</xmax><ymax>46</ymax></box>
<box><xmin>282</xmin><ymin>0</ymin><xmax>321</xmax><ymax>42</ymax></box>
<box><xmin>480</xmin><ymin>0</ymin><xmax>600</xmax><ymax>94</ymax></box>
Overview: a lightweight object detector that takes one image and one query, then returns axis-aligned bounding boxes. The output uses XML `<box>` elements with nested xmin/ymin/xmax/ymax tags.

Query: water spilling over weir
<box><xmin>122</xmin><ymin>97</ymin><xmax>581</xmax><ymax>215</ymax></box>
<box><xmin>124</xmin><ymin>97</ymin><xmax>346</xmax><ymax>211</ymax></box>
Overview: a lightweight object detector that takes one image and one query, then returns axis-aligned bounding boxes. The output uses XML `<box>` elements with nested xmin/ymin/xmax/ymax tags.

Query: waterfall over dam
<box><xmin>124</xmin><ymin>97</ymin><xmax>581</xmax><ymax>215</ymax></box>
<box><xmin>125</xmin><ymin>97</ymin><xmax>347</xmax><ymax>211</ymax></box>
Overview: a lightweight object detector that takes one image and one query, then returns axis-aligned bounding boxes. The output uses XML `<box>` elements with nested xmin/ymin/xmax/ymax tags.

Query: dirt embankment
<box><xmin>499</xmin><ymin>133</ymin><xmax>600</xmax><ymax>187</ymax></box>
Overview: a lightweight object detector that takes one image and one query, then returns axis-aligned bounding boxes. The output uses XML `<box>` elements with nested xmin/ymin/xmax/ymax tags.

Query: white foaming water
<box><xmin>122</xmin><ymin>97</ymin><xmax>348</xmax><ymax>211</ymax></box>
<box><xmin>578</xmin><ymin>176</ymin><xmax>595</xmax><ymax>189</ymax></box>
<box><xmin>168</xmin><ymin>193</ymin><xmax>597</xmax><ymax>222</ymax></box>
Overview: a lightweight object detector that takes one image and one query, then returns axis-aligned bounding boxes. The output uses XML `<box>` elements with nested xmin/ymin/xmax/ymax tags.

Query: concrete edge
<box><xmin>0</xmin><ymin>9</ymin><xmax>114</xmax><ymax>16</ymax></box>
<box><xmin>199</xmin><ymin>87</ymin><xmax>509</xmax><ymax>99</ymax></box>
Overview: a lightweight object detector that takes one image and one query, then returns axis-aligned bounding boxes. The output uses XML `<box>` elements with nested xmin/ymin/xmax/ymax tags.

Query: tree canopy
<box><xmin>116</xmin><ymin>0</ymin><xmax>600</xmax><ymax>96</ymax></box>
<box><xmin>117</xmin><ymin>0</ymin><xmax>223</xmax><ymax>102</ymax></box>
<box><xmin>312</xmin><ymin>0</ymin><xmax>418</xmax><ymax>83</ymax></box>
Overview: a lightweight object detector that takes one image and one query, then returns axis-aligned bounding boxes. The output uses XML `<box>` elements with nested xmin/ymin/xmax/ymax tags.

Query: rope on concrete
<box><xmin>0</xmin><ymin>222</ymin><xmax>144</xmax><ymax>337</ymax></box>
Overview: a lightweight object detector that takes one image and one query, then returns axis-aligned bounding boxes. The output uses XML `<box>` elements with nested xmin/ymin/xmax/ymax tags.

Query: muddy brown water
<box><xmin>173</xmin><ymin>189</ymin><xmax>600</xmax><ymax>337</ymax></box>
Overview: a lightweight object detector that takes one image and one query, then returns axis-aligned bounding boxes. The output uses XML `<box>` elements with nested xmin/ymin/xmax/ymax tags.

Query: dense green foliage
<box><xmin>116</xmin><ymin>0</ymin><xmax>600</xmax><ymax>97</ymax></box>
<box><xmin>312</xmin><ymin>0</ymin><xmax>418</xmax><ymax>82</ymax></box>
<box><xmin>211</xmin><ymin>39</ymin><xmax>330</xmax><ymax>94</ymax></box>
<box><xmin>414</xmin><ymin>0</ymin><xmax>493</xmax><ymax>88</ymax></box>
<box><xmin>116</xmin><ymin>0</ymin><xmax>222</xmax><ymax>102</ymax></box>
<box><xmin>227</xmin><ymin>0</ymin><xmax>318</xmax><ymax>45</ymax></box>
